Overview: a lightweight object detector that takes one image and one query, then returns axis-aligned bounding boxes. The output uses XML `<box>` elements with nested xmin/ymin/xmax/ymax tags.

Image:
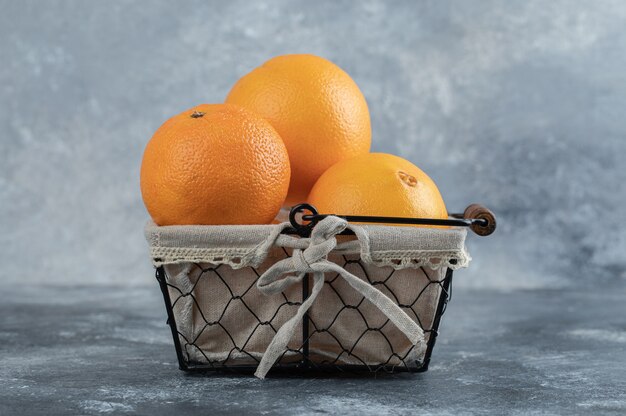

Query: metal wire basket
<box><xmin>154</xmin><ymin>203</ymin><xmax>495</xmax><ymax>375</ymax></box>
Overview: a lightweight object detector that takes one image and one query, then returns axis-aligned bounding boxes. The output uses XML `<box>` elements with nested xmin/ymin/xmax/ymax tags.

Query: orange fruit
<box><xmin>307</xmin><ymin>153</ymin><xmax>447</xmax><ymax>222</ymax></box>
<box><xmin>140</xmin><ymin>104</ymin><xmax>290</xmax><ymax>225</ymax></box>
<box><xmin>225</xmin><ymin>54</ymin><xmax>371</xmax><ymax>205</ymax></box>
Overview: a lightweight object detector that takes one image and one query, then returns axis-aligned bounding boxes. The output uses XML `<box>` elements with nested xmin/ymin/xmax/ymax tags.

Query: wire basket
<box><xmin>151</xmin><ymin>203</ymin><xmax>495</xmax><ymax>376</ymax></box>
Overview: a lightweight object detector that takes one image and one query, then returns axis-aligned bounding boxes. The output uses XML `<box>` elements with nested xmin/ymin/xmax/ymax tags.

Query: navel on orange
<box><xmin>226</xmin><ymin>54</ymin><xmax>371</xmax><ymax>206</ymax></box>
<box><xmin>307</xmin><ymin>153</ymin><xmax>447</xmax><ymax>222</ymax></box>
<box><xmin>140</xmin><ymin>104</ymin><xmax>290</xmax><ymax>225</ymax></box>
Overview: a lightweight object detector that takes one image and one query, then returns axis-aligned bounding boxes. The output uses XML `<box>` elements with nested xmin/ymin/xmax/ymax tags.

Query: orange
<box><xmin>140</xmin><ymin>104</ymin><xmax>290</xmax><ymax>225</ymax></box>
<box><xmin>307</xmin><ymin>153</ymin><xmax>447</xmax><ymax>222</ymax></box>
<box><xmin>225</xmin><ymin>54</ymin><xmax>371</xmax><ymax>206</ymax></box>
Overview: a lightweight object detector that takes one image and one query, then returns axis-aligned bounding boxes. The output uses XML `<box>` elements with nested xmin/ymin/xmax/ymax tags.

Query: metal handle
<box><xmin>288</xmin><ymin>203</ymin><xmax>496</xmax><ymax>237</ymax></box>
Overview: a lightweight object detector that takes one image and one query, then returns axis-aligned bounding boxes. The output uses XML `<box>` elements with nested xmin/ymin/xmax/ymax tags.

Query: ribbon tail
<box><xmin>255</xmin><ymin>272</ymin><xmax>325</xmax><ymax>379</ymax></box>
<box><xmin>331</xmin><ymin>263</ymin><xmax>426</xmax><ymax>350</ymax></box>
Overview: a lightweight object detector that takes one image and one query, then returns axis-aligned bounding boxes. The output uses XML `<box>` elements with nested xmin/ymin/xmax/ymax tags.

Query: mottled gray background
<box><xmin>1</xmin><ymin>0</ymin><xmax>625</xmax><ymax>289</ymax></box>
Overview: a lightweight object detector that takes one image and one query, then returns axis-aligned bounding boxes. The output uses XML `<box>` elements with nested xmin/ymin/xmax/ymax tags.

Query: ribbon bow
<box><xmin>254</xmin><ymin>216</ymin><xmax>425</xmax><ymax>379</ymax></box>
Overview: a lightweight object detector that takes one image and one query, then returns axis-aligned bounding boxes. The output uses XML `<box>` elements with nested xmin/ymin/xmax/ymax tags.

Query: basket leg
<box><xmin>155</xmin><ymin>266</ymin><xmax>189</xmax><ymax>371</ymax></box>
<box><xmin>420</xmin><ymin>268</ymin><xmax>454</xmax><ymax>371</ymax></box>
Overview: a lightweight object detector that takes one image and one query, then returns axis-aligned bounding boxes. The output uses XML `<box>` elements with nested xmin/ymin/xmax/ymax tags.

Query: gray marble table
<box><xmin>1</xmin><ymin>282</ymin><xmax>625</xmax><ymax>415</ymax></box>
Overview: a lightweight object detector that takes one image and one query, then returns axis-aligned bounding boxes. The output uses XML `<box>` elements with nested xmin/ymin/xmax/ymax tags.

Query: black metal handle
<box><xmin>288</xmin><ymin>203</ymin><xmax>496</xmax><ymax>237</ymax></box>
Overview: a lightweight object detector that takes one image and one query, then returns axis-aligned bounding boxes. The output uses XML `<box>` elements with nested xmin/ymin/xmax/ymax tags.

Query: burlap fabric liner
<box><xmin>146</xmin><ymin>216</ymin><xmax>470</xmax><ymax>379</ymax></box>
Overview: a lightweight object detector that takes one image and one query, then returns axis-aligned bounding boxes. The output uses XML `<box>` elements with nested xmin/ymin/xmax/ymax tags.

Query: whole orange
<box><xmin>140</xmin><ymin>104</ymin><xmax>290</xmax><ymax>225</ymax></box>
<box><xmin>225</xmin><ymin>54</ymin><xmax>371</xmax><ymax>205</ymax></box>
<box><xmin>307</xmin><ymin>153</ymin><xmax>447</xmax><ymax>221</ymax></box>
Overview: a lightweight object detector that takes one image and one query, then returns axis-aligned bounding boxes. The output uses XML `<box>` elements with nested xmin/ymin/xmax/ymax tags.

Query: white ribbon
<box><xmin>254</xmin><ymin>216</ymin><xmax>425</xmax><ymax>379</ymax></box>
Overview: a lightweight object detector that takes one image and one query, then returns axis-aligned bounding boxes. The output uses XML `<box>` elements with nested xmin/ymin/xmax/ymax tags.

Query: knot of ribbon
<box><xmin>254</xmin><ymin>216</ymin><xmax>425</xmax><ymax>379</ymax></box>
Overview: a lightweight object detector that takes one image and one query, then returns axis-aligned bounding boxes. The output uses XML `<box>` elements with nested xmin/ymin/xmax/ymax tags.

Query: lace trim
<box><xmin>368</xmin><ymin>250</ymin><xmax>471</xmax><ymax>270</ymax></box>
<box><xmin>151</xmin><ymin>246</ymin><xmax>470</xmax><ymax>270</ymax></box>
<box><xmin>150</xmin><ymin>247</ymin><xmax>253</xmax><ymax>268</ymax></box>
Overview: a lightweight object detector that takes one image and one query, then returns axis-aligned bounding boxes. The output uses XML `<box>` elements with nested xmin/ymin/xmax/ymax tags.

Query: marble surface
<box><xmin>2</xmin><ymin>282</ymin><xmax>625</xmax><ymax>415</ymax></box>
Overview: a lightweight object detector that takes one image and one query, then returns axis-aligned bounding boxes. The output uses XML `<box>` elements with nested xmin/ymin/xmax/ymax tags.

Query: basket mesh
<box><xmin>158</xmin><ymin>245</ymin><xmax>452</xmax><ymax>373</ymax></box>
